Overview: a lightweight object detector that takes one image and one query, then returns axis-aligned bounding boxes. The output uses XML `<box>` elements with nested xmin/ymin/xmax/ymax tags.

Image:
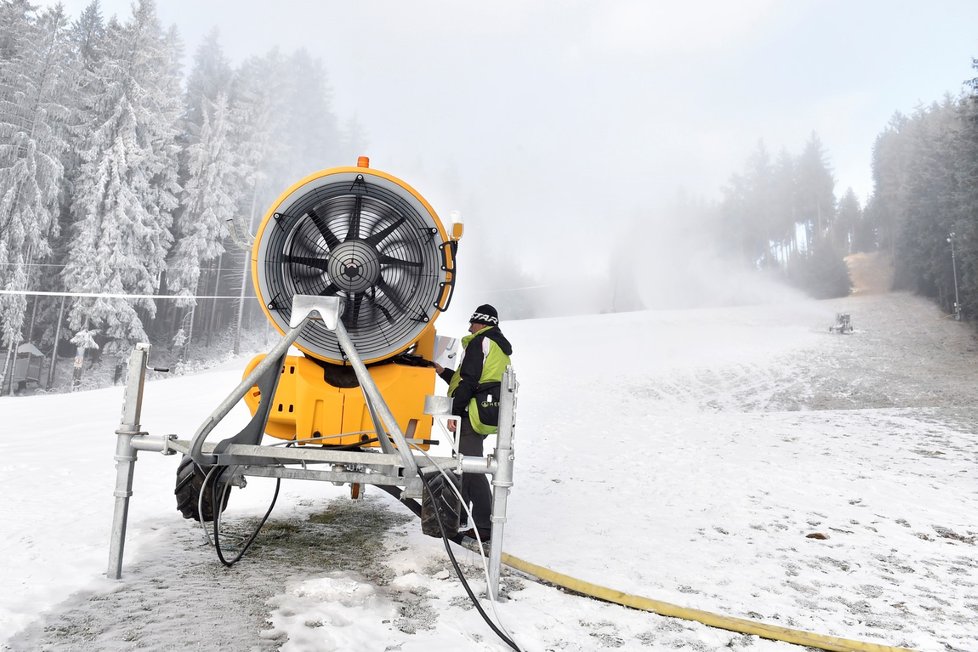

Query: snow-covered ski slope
<box><xmin>1</xmin><ymin>291</ymin><xmax>976</xmax><ymax>651</ymax></box>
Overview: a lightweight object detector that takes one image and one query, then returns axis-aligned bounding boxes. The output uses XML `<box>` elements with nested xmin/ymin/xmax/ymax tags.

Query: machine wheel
<box><xmin>174</xmin><ymin>455</ymin><xmax>231</xmax><ymax>522</ymax></box>
<box><xmin>420</xmin><ymin>471</ymin><xmax>461</xmax><ymax>538</ymax></box>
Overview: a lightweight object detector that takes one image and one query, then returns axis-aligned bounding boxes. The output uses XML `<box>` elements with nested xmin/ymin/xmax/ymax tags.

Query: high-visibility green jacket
<box><xmin>438</xmin><ymin>325</ymin><xmax>513</xmax><ymax>435</ymax></box>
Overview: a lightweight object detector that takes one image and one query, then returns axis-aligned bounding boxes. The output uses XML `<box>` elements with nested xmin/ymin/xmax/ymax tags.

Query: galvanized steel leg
<box><xmin>332</xmin><ymin>317</ymin><xmax>417</xmax><ymax>470</ymax></box>
<box><xmin>189</xmin><ymin>320</ymin><xmax>307</xmax><ymax>464</ymax></box>
<box><xmin>107</xmin><ymin>343</ymin><xmax>150</xmax><ymax>579</ymax></box>
<box><xmin>487</xmin><ymin>367</ymin><xmax>517</xmax><ymax>600</ymax></box>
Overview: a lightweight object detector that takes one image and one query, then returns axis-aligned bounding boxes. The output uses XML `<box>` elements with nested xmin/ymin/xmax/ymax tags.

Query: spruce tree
<box><xmin>895</xmin><ymin>99</ymin><xmax>961</xmax><ymax>309</ymax></box>
<box><xmin>952</xmin><ymin>62</ymin><xmax>978</xmax><ymax>319</ymax></box>
<box><xmin>868</xmin><ymin>113</ymin><xmax>910</xmax><ymax>257</ymax></box>
<box><xmin>834</xmin><ymin>188</ymin><xmax>863</xmax><ymax>254</ymax></box>
<box><xmin>281</xmin><ymin>48</ymin><xmax>341</xmax><ymax>176</ymax></box>
<box><xmin>168</xmin><ymin>94</ymin><xmax>235</xmax><ymax>324</ymax></box>
<box><xmin>0</xmin><ymin>4</ymin><xmax>73</xmax><ymax>391</ymax></box>
<box><xmin>0</xmin><ymin>0</ymin><xmax>34</xmax><ymax>61</ymax></box>
<box><xmin>62</xmin><ymin>0</ymin><xmax>182</xmax><ymax>358</ymax></box>
<box><xmin>225</xmin><ymin>50</ymin><xmax>292</xmax><ymax>352</ymax></box>
<box><xmin>72</xmin><ymin>1</ymin><xmax>106</xmax><ymax>69</ymax></box>
<box><xmin>168</xmin><ymin>30</ymin><xmax>235</xmax><ymax>348</ymax></box>
<box><xmin>183</xmin><ymin>28</ymin><xmax>231</xmax><ymax>129</ymax></box>
<box><xmin>771</xmin><ymin>148</ymin><xmax>798</xmax><ymax>262</ymax></box>
<box><xmin>794</xmin><ymin>132</ymin><xmax>836</xmax><ymax>255</ymax></box>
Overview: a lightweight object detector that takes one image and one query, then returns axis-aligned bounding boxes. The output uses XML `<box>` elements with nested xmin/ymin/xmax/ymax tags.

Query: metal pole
<box><xmin>233</xmin><ymin>186</ymin><xmax>260</xmax><ymax>355</ymax></box>
<box><xmin>107</xmin><ymin>343</ymin><xmax>150</xmax><ymax>579</ymax></box>
<box><xmin>233</xmin><ymin>250</ymin><xmax>249</xmax><ymax>355</ymax></box>
<box><xmin>47</xmin><ymin>295</ymin><xmax>65</xmax><ymax>389</ymax></box>
<box><xmin>0</xmin><ymin>345</ymin><xmax>13</xmax><ymax>397</ymax></box>
<box><xmin>487</xmin><ymin>366</ymin><xmax>518</xmax><ymax>600</ymax></box>
<box><xmin>7</xmin><ymin>331</ymin><xmax>22</xmax><ymax>396</ymax></box>
<box><xmin>948</xmin><ymin>232</ymin><xmax>961</xmax><ymax>320</ymax></box>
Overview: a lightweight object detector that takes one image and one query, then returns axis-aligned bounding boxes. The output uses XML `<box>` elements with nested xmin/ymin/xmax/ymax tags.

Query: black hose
<box><xmin>208</xmin><ymin>466</ymin><xmax>281</xmax><ymax>568</ymax></box>
<box><xmin>416</xmin><ymin>471</ymin><xmax>522</xmax><ymax>652</ymax></box>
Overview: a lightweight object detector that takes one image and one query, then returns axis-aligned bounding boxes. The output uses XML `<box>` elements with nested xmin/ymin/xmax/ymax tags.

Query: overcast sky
<box><xmin>43</xmin><ymin>0</ymin><xmax>978</xmax><ymax>277</ymax></box>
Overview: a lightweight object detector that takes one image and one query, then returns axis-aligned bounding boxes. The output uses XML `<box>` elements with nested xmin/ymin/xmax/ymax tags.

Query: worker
<box><xmin>434</xmin><ymin>304</ymin><xmax>513</xmax><ymax>543</ymax></box>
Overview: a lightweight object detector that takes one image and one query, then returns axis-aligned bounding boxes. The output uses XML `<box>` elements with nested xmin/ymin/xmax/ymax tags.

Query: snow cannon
<box><xmin>242</xmin><ymin>157</ymin><xmax>462</xmax><ymax>450</ymax></box>
<box><xmin>109</xmin><ymin>158</ymin><xmax>518</xmax><ymax>603</ymax></box>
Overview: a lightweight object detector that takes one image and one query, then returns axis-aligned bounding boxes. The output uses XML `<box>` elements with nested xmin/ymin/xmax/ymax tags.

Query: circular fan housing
<box><xmin>252</xmin><ymin>164</ymin><xmax>452</xmax><ymax>364</ymax></box>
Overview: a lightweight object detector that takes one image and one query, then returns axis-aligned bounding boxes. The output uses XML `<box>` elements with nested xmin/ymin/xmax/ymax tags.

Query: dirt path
<box><xmin>846</xmin><ymin>251</ymin><xmax>894</xmax><ymax>296</ymax></box>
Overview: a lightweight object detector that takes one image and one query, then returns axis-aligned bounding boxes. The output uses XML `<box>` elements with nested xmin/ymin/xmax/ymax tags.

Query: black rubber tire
<box><xmin>420</xmin><ymin>471</ymin><xmax>461</xmax><ymax>538</ymax></box>
<box><xmin>174</xmin><ymin>455</ymin><xmax>230</xmax><ymax>522</ymax></box>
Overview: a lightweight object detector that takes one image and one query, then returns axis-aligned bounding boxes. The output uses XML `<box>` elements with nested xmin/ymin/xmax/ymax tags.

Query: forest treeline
<box><xmin>0</xmin><ymin>0</ymin><xmax>365</xmax><ymax>390</ymax></box>
<box><xmin>714</xmin><ymin>81</ymin><xmax>978</xmax><ymax>317</ymax></box>
<box><xmin>0</xmin><ymin>0</ymin><xmax>975</xmax><ymax>393</ymax></box>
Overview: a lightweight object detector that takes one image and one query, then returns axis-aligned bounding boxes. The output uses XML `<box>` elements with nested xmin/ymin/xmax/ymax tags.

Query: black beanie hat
<box><xmin>469</xmin><ymin>304</ymin><xmax>499</xmax><ymax>326</ymax></box>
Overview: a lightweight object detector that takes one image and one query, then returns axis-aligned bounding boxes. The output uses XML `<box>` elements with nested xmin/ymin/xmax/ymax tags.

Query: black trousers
<box><xmin>458</xmin><ymin>417</ymin><xmax>492</xmax><ymax>536</ymax></box>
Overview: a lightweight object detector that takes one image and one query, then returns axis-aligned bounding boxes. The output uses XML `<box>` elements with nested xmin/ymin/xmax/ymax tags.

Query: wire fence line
<box><xmin>0</xmin><ymin>290</ymin><xmax>255</xmax><ymax>300</ymax></box>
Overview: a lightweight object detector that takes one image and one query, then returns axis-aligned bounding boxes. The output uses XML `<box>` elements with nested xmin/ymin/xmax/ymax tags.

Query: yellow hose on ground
<box><xmin>500</xmin><ymin>553</ymin><xmax>916</xmax><ymax>652</ymax></box>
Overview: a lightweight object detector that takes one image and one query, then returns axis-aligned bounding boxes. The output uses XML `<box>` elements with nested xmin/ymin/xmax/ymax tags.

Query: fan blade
<box><xmin>283</xmin><ymin>255</ymin><xmax>329</xmax><ymax>272</ymax></box>
<box><xmin>364</xmin><ymin>216</ymin><xmax>406</xmax><ymax>246</ymax></box>
<box><xmin>376</xmin><ymin>278</ymin><xmax>408</xmax><ymax>313</ymax></box>
<box><xmin>366</xmin><ymin>290</ymin><xmax>395</xmax><ymax>323</ymax></box>
<box><xmin>318</xmin><ymin>282</ymin><xmax>340</xmax><ymax>297</ymax></box>
<box><xmin>379</xmin><ymin>254</ymin><xmax>422</xmax><ymax>268</ymax></box>
<box><xmin>345</xmin><ymin>195</ymin><xmax>363</xmax><ymax>241</ymax></box>
<box><xmin>308</xmin><ymin>208</ymin><xmax>341</xmax><ymax>250</ymax></box>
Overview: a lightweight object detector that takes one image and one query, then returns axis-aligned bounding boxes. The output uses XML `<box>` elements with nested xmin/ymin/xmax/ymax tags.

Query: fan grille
<box><xmin>255</xmin><ymin>171</ymin><xmax>446</xmax><ymax>363</ymax></box>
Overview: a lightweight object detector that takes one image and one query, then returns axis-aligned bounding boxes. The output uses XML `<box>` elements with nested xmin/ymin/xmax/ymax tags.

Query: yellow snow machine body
<box><xmin>243</xmin><ymin>158</ymin><xmax>461</xmax><ymax>450</ymax></box>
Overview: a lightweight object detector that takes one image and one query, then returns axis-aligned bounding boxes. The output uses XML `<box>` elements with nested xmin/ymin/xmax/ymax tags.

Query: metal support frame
<box><xmin>106</xmin><ymin>295</ymin><xmax>518</xmax><ymax>600</ymax></box>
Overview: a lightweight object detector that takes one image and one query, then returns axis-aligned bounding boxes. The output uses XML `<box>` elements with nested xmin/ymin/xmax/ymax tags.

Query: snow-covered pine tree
<box><xmin>152</xmin><ymin>23</ymin><xmax>183</xmax><ymax>244</ymax></box>
<box><xmin>62</xmin><ymin>0</ymin><xmax>182</xmax><ymax>363</ymax></box>
<box><xmin>166</xmin><ymin>30</ymin><xmax>236</xmax><ymax>350</ymax></box>
<box><xmin>225</xmin><ymin>51</ymin><xmax>292</xmax><ymax>352</ymax></box>
<box><xmin>0</xmin><ymin>0</ymin><xmax>41</xmax><ymax>373</ymax></box>
<box><xmin>146</xmin><ymin>22</ymin><xmax>185</xmax><ymax>343</ymax></box>
<box><xmin>232</xmin><ymin>47</ymin><xmax>344</xmax><ymax>222</ymax></box>
<box><xmin>0</xmin><ymin>0</ymin><xmax>34</xmax><ymax>61</ymax></box>
<box><xmin>184</xmin><ymin>28</ymin><xmax>231</xmax><ymax>130</ymax></box>
<box><xmin>231</xmin><ymin>50</ymin><xmax>291</xmax><ymax>215</ymax></box>
<box><xmin>0</xmin><ymin>4</ymin><xmax>74</xmax><ymax>393</ymax></box>
<box><xmin>223</xmin><ymin>48</ymin><xmax>345</xmax><ymax>351</ymax></box>
<box><xmin>281</xmin><ymin>48</ymin><xmax>341</xmax><ymax>178</ymax></box>
<box><xmin>168</xmin><ymin>92</ymin><xmax>236</xmax><ymax>345</ymax></box>
<box><xmin>64</xmin><ymin>2</ymin><xmax>108</xmax><ymax>216</ymax></box>
<box><xmin>72</xmin><ymin>1</ymin><xmax>106</xmax><ymax>69</ymax></box>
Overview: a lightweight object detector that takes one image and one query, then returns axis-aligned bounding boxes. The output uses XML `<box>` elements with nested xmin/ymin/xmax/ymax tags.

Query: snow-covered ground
<box><xmin>1</xmin><ymin>291</ymin><xmax>976</xmax><ymax>651</ymax></box>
